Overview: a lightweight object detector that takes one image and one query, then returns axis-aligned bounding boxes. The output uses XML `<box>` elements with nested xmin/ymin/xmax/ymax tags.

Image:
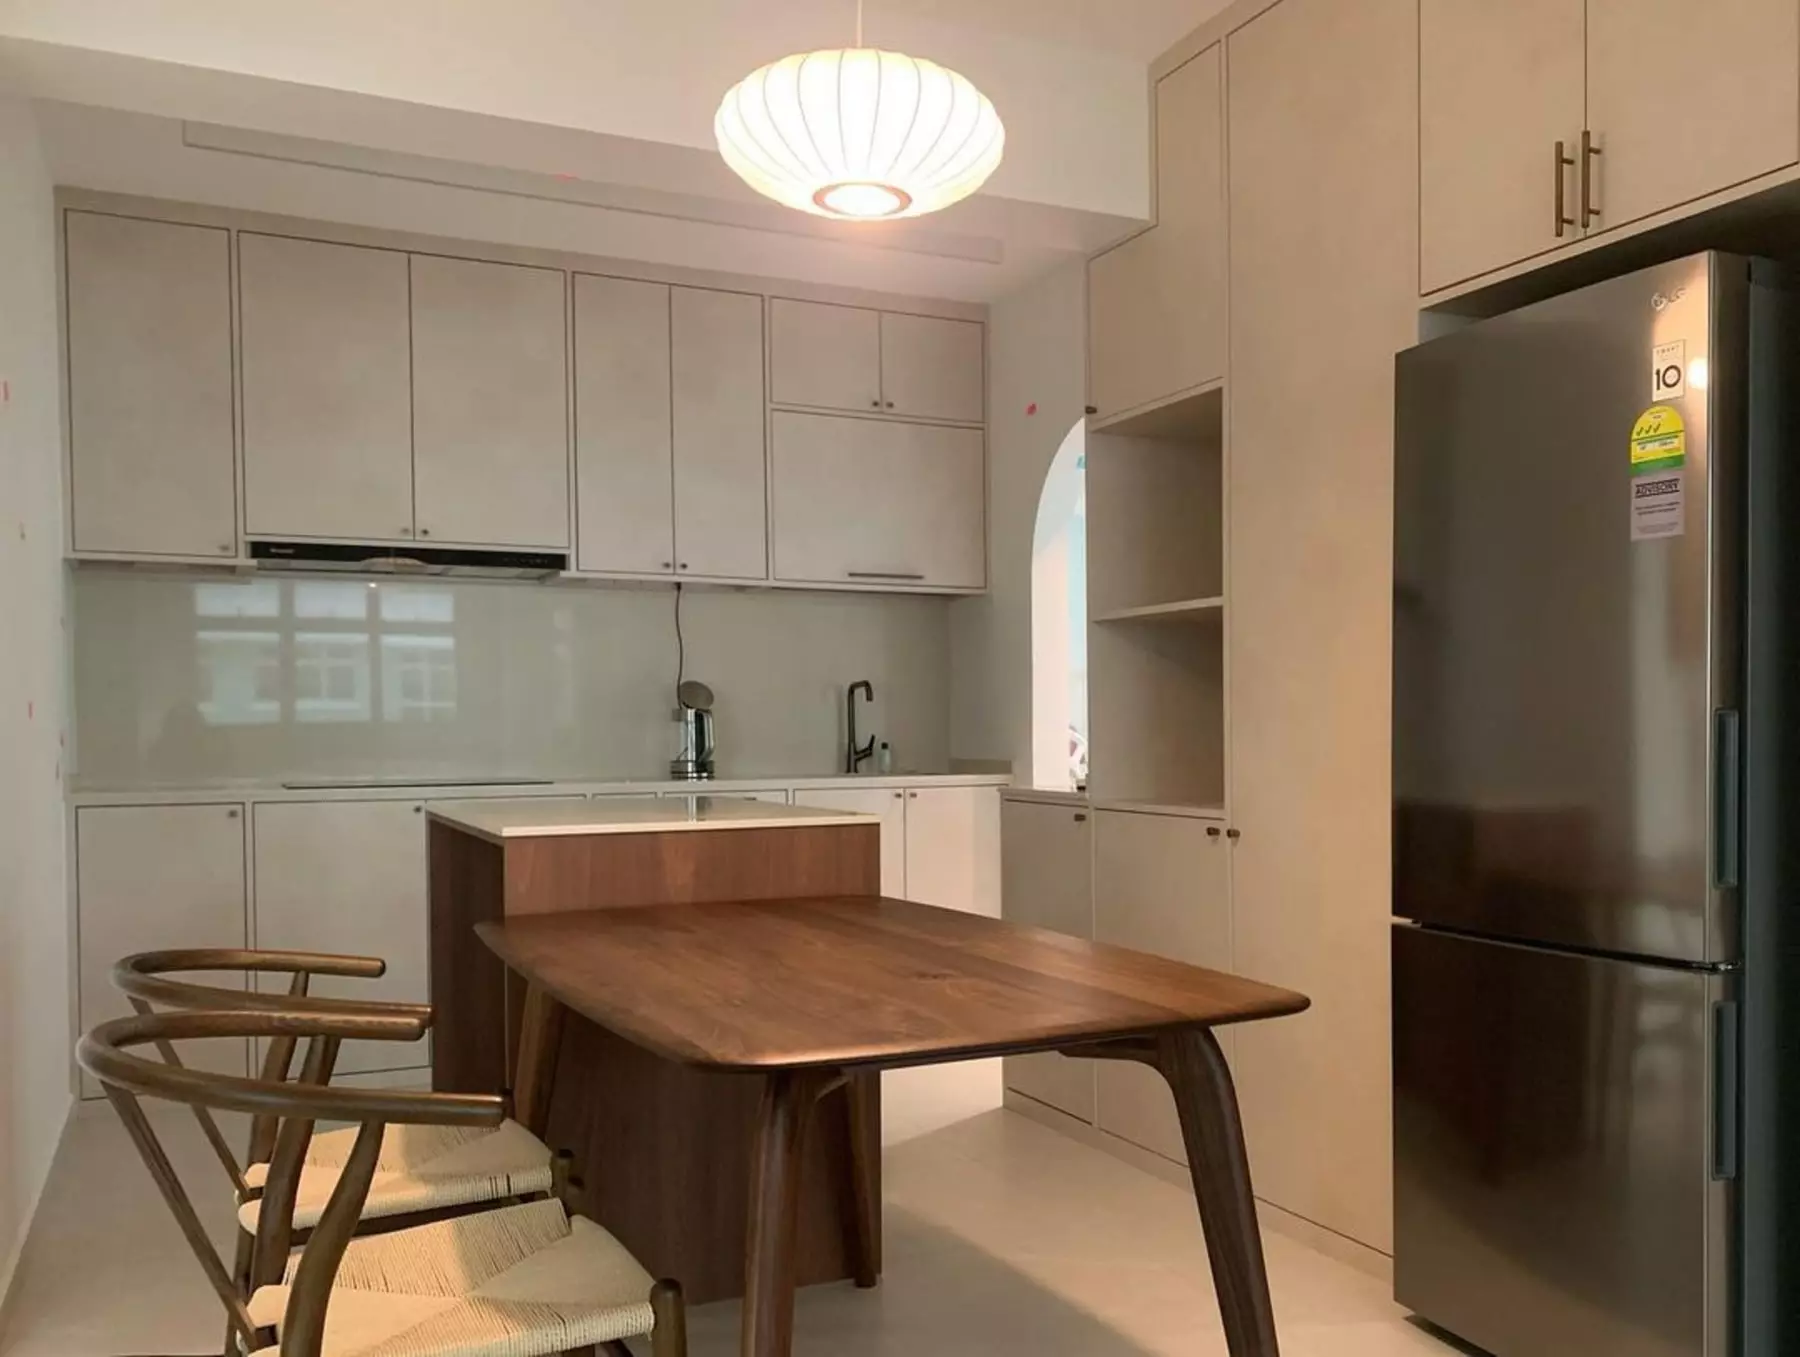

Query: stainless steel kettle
<box><xmin>670</xmin><ymin>679</ymin><xmax>716</xmax><ymax>781</ymax></box>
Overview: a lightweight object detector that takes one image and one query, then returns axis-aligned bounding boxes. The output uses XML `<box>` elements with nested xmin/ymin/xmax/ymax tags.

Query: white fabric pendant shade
<box><xmin>715</xmin><ymin>48</ymin><xmax>1005</xmax><ymax>219</ymax></box>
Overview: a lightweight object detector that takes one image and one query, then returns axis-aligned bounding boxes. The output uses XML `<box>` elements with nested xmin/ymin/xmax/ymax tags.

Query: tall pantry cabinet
<box><xmin>1224</xmin><ymin>0</ymin><xmax>1416</xmax><ymax>1255</ymax></box>
<box><xmin>1038</xmin><ymin>0</ymin><xmax>1419</xmax><ymax>1260</ymax></box>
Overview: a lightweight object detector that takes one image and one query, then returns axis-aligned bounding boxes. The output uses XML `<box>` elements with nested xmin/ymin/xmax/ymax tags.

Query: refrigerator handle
<box><xmin>1713</xmin><ymin>708</ymin><xmax>1742</xmax><ymax>889</ymax></box>
<box><xmin>1713</xmin><ymin>999</ymin><xmax>1741</xmax><ymax>1181</ymax></box>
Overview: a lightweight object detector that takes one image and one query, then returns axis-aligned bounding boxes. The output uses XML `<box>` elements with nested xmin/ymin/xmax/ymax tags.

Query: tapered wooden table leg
<box><xmin>742</xmin><ymin>1069</ymin><xmax>834</xmax><ymax>1357</ymax></box>
<box><xmin>844</xmin><ymin>1070</ymin><xmax>881</xmax><ymax>1288</ymax></box>
<box><xmin>1156</xmin><ymin>1026</ymin><xmax>1280</xmax><ymax>1357</ymax></box>
<box><xmin>513</xmin><ymin>981</ymin><xmax>566</xmax><ymax>1139</ymax></box>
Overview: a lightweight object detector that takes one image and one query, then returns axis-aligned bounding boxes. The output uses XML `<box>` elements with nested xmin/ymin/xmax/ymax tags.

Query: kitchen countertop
<box><xmin>66</xmin><ymin>771</ymin><xmax>1010</xmax><ymax>807</ymax></box>
<box><xmin>428</xmin><ymin>795</ymin><xmax>874</xmax><ymax>843</ymax></box>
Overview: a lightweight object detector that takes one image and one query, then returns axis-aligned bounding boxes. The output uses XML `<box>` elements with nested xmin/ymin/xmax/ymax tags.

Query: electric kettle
<box><xmin>670</xmin><ymin>679</ymin><xmax>716</xmax><ymax>781</ymax></box>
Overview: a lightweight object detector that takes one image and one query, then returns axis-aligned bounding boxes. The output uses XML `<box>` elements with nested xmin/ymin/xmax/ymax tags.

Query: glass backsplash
<box><xmin>70</xmin><ymin>569</ymin><xmax>952</xmax><ymax>788</ymax></box>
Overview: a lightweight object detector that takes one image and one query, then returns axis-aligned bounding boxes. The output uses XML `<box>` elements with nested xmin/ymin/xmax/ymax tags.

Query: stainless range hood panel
<box><xmin>248</xmin><ymin>540</ymin><xmax>566</xmax><ymax>579</ymax></box>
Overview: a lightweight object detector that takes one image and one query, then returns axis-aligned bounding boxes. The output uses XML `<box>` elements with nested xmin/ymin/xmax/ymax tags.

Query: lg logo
<box><xmin>1652</xmin><ymin>286</ymin><xmax>1688</xmax><ymax>312</ymax></box>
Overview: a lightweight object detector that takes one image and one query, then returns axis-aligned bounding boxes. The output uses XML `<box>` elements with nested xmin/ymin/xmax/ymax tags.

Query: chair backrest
<box><xmin>112</xmin><ymin>949</ymin><xmax>433</xmax><ymax>1189</ymax></box>
<box><xmin>79</xmin><ymin>1008</ymin><xmax>502</xmax><ymax>1357</ymax></box>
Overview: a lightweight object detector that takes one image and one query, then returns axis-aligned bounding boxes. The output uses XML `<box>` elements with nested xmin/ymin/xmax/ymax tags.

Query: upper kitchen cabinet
<box><xmin>671</xmin><ymin>287</ymin><xmax>768</xmax><ymax>580</ymax></box>
<box><xmin>1087</xmin><ymin>43</ymin><xmax>1226</xmax><ymax>424</ymax></box>
<box><xmin>769</xmin><ymin>298</ymin><xmax>985</xmax><ymax>423</ymax></box>
<box><xmin>1585</xmin><ymin>0</ymin><xmax>1798</xmax><ymax>231</ymax></box>
<box><xmin>573</xmin><ymin>274</ymin><xmax>674</xmax><ymax>575</ymax></box>
<box><xmin>769</xmin><ymin>298</ymin><xmax>881</xmax><ymax>413</ymax></box>
<box><xmin>771</xmin><ymin>411</ymin><xmax>986</xmax><ymax>592</ymax></box>
<box><xmin>240</xmin><ymin>234</ymin><xmax>415</xmax><ymax>542</ymax></box>
<box><xmin>1420</xmin><ymin>0</ymin><xmax>1800</xmax><ymax>292</ymax></box>
<box><xmin>64</xmin><ymin>212</ymin><xmax>238</xmax><ymax>559</ymax></box>
<box><xmin>877</xmin><ymin>312</ymin><xmax>985</xmax><ymax>423</ymax></box>
<box><xmin>1418</xmin><ymin>0</ymin><xmax>1586</xmax><ymax>293</ymax></box>
<box><xmin>409</xmin><ymin>255</ymin><xmax>569</xmax><ymax>549</ymax></box>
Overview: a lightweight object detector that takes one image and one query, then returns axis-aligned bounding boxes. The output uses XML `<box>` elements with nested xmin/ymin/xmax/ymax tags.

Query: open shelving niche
<box><xmin>1084</xmin><ymin>384</ymin><xmax>1225</xmax><ymax>814</ymax></box>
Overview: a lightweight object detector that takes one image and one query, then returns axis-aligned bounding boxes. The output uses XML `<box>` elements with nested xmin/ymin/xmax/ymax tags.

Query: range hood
<box><xmin>248</xmin><ymin>540</ymin><xmax>566</xmax><ymax>579</ymax></box>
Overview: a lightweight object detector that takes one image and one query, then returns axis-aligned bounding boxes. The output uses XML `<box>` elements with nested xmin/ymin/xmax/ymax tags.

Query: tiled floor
<box><xmin>0</xmin><ymin>1099</ymin><xmax>1458</xmax><ymax>1356</ymax></box>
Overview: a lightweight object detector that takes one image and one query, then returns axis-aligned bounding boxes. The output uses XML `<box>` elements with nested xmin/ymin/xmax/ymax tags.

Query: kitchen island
<box><xmin>426</xmin><ymin>795</ymin><xmax>882</xmax><ymax>1304</ymax></box>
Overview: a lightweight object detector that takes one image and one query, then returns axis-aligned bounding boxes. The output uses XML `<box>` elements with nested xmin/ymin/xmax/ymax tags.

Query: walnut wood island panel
<box><xmin>426</xmin><ymin>796</ymin><xmax>882</xmax><ymax>1304</ymax></box>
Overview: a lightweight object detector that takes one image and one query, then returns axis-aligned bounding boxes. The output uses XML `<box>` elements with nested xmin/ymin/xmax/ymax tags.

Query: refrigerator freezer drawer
<box><xmin>1394</xmin><ymin>925</ymin><xmax>1732</xmax><ymax>1357</ymax></box>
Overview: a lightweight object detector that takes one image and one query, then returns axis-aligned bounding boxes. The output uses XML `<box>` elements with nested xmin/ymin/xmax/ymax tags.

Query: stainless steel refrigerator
<box><xmin>1393</xmin><ymin>252</ymin><xmax>1800</xmax><ymax>1357</ymax></box>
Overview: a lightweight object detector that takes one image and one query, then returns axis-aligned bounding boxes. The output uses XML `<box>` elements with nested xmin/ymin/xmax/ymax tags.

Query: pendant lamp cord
<box><xmin>856</xmin><ymin>0</ymin><xmax>864</xmax><ymax>46</ymax></box>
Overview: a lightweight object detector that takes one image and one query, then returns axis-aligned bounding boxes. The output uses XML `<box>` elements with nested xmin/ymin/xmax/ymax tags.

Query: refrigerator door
<box><xmin>1394</xmin><ymin>253</ymin><xmax>1745</xmax><ymax>964</ymax></box>
<box><xmin>1394</xmin><ymin>925</ymin><xmax>1734</xmax><ymax>1357</ymax></box>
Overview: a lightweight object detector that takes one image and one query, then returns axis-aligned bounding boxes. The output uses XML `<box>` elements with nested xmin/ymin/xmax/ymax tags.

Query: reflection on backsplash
<box><xmin>72</xmin><ymin>569</ymin><xmax>951</xmax><ymax>788</ymax></box>
<box><xmin>192</xmin><ymin>580</ymin><xmax>459</xmax><ymax>728</ymax></box>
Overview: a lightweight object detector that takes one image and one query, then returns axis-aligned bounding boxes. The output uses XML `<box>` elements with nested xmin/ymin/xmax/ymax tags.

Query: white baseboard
<box><xmin>0</xmin><ymin>1094</ymin><xmax>76</xmax><ymax>1329</ymax></box>
<box><xmin>1001</xmin><ymin>1088</ymin><xmax>1392</xmax><ymax>1283</ymax></box>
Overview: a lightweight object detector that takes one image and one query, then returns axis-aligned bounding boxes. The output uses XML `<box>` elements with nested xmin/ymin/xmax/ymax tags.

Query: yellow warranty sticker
<box><xmin>1631</xmin><ymin>405</ymin><xmax>1686</xmax><ymax>472</ymax></box>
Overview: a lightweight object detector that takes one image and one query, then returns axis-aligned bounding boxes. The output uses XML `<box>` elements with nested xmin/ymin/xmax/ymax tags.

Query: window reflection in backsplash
<box><xmin>69</xmin><ymin>568</ymin><xmax>954</xmax><ymax>788</ymax></box>
<box><xmin>191</xmin><ymin>580</ymin><xmax>457</xmax><ymax>728</ymax></box>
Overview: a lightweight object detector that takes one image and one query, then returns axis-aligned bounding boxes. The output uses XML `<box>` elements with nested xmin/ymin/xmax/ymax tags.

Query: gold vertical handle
<box><xmin>1554</xmin><ymin>140</ymin><xmax>1576</xmax><ymax>237</ymax></box>
<box><xmin>1580</xmin><ymin>129</ymin><xmax>1602</xmax><ymax>229</ymax></box>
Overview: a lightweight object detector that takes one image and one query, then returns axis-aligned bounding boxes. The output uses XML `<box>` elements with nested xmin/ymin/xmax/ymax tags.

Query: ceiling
<box><xmin>867</xmin><ymin>0</ymin><xmax>1232</xmax><ymax>58</ymax></box>
<box><xmin>1</xmin><ymin>0</ymin><xmax>1239</xmax><ymax>301</ymax></box>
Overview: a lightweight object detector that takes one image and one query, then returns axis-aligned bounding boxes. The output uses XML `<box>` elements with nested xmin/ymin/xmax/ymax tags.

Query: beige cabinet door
<box><xmin>77</xmin><ymin>804</ymin><xmax>248</xmax><ymax>1094</ymax></box>
<box><xmin>770</xmin><ymin>412</ymin><xmax>985</xmax><ymax>591</ymax></box>
<box><xmin>671</xmin><ymin>287</ymin><xmax>766</xmax><ymax>579</ymax></box>
<box><xmin>789</xmin><ymin>786</ymin><xmax>906</xmax><ymax>895</ymax></box>
<box><xmin>878</xmin><ymin>313</ymin><xmax>985</xmax><ymax>423</ymax></box>
<box><xmin>1001</xmin><ymin>799</ymin><xmax>1095</xmax><ymax>1122</ymax></box>
<box><xmin>252</xmin><ymin>800</ymin><xmax>428</xmax><ymax>1075</ymax></box>
<box><xmin>410</xmin><ymin>256</ymin><xmax>569</xmax><ymax>549</ymax></box>
<box><xmin>768</xmin><ymin>298</ymin><xmax>882</xmax><ymax>412</ymax></box>
<box><xmin>1088</xmin><ymin>44</ymin><xmax>1226</xmax><ymax>422</ymax></box>
<box><xmin>240</xmin><ymin>234</ymin><xmax>414</xmax><ymax>541</ymax></box>
<box><xmin>64</xmin><ymin>213</ymin><xmax>237</xmax><ymax>559</ymax></box>
<box><xmin>1419</xmin><ymin>0</ymin><xmax>1585</xmax><ymax>293</ymax></box>
<box><xmin>1091</xmin><ymin>810</ymin><xmax>1229</xmax><ymax>1162</ymax></box>
<box><xmin>1587</xmin><ymin>0</ymin><xmax>1800</xmax><ymax>232</ymax></box>
<box><xmin>902</xmin><ymin>786</ymin><xmax>1000</xmax><ymax>917</ymax></box>
<box><xmin>1226</xmin><ymin>0</ymin><xmax>1416</xmax><ymax>1255</ymax></box>
<box><xmin>573</xmin><ymin>274</ymin><xmax>674</xmax><ymax>574</ymax></box>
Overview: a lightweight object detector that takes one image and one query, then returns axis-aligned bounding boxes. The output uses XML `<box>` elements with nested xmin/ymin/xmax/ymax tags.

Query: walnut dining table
<box><xmin>475</xmin><ymin>895</ymin><xmax>1310</xmax><ymax>1357</ymax></box>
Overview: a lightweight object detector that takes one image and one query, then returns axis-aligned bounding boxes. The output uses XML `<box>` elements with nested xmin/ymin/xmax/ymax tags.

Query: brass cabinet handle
<box><xmin>1206</xmin><ymin>825</ymin><xmax>1222</xmax><ymax>838</ymax></box>
<box><xmin>1226</xmin><ymin>827</ymin><xmax>1241</xmax><ymax>840</ymax></box>
<box><xmin>1073</xmin><ymin>812</ymin><xmax>1088</xmax><ymax>822</ymax></box>
<box><xmin>1580</xmin><ymin>129</ymin><xmax>1602</xmax><ymax>229</ymax></box>
<box><xmin>1554</xmin><ymin>140</ymin><xmax>1576</xmax><ymax>237</ymax></box>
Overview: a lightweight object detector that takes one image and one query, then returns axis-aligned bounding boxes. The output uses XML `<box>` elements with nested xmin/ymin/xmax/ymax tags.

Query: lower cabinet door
<box><xmin>1092</xmin><ymin>809</ymin><xmax>1230</xmax><ymax>1162</ymax></box>
<box><xmin>1000</xmin><ymin>799</ymin><xmax>1096</xmax><ymax>1122</ymax></box>
<box><xmin>789</xmin><ymin>786</ymin><xmax>907</xmax><ymax>896</ymax></box>
<box><xmin>252</xmin><ymin>800</ymin><xmax>429</xmax><ymax>1076</ymax></box>
<box><xmin>77</xmin><ymin>804</ymin><xmax>250</xmax><ymax>1095</ymax></box>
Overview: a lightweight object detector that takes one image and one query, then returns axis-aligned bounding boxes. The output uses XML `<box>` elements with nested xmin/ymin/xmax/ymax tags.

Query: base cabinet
<box><xmin>1092</xmin><ymin>810</ymin><xmax>1230</xmax><ymax>1163</ymax></box>
<box><xmin>794</xmin><ymin>784</ymin><xmax>1003</xmax><ymax>1139</ymax></box>
<box><xmin>1000</xmin><ymin>800</ymin><xmax>1095</xmax><ymax>1121</ymax></box>
<box><xmin>76</xmin><ymin>804</ymin><xmax>249</xmax><ymax>1093</ymax></box>
<box><xmin>252</xmin><ymin>800</ymin><xmax>430</xmax><ymax>1074</ymax></box>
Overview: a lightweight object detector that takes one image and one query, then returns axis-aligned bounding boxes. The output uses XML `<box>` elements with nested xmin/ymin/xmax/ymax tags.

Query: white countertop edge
<box><xmin>426</xmin><ymin>797</ymin><xmax>877</xmax><ymax>842</ymax></box>
<box><xmin>65</xmin><ymin>772</ymin><xmax>1011</xmax><ymax>807</ymax></box>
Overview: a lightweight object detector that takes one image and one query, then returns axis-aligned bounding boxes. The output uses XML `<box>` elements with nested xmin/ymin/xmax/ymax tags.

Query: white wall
<box><xmin>951</xmin><ymin>260</ymin><xmax>1086</xmax><ymax>784</ymax></box>
<box><xmin>0</xmin><ymin>95</ymin><xmax>71</xmax><ymax>1302</ymax></box>
<box><xmin>69</xmin><ymin>571</ymin><xmax>954</xmax><ymax>788</ymax></box>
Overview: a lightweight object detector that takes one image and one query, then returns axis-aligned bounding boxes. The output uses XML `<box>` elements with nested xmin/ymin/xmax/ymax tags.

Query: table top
<box><xmin>427</xmin><ymin>796</ymin><xmax>873</xmax><ymax>843</ymax></box>
<box><xmin>476</xmin><ymin>897</ymin><xmax>1310</xmax><ymax>1071</ymax></box>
